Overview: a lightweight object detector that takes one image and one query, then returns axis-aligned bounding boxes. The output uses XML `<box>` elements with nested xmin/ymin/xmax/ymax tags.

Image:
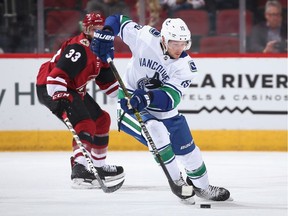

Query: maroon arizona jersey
<box><xmin>36</xmin><ymin>33</ymin><xmax>118</xmax><ymax>98</ymax></box>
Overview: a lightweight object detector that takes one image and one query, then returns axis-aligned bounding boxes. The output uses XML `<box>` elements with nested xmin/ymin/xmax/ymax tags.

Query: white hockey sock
<box><xmin>144</xmin><ymin>120</ymin><xmax>181</xmax><ymax>181</ymax></box>
<box><xmin>176</xmin><ymin>146</ymin><xmax>209</xmax><ymax>189</ymax></box>
<box><xmin>153</xmin><ymin>144</ymin><xmax>181</xmax><ymax>180</ymax></box>
<box><xmin>91</xmin><ymin>146</ymin><xmax>107</xmax><ymax>167</ymax></box>
<box><xmin>74</xmin><ymin>155</ymin><xmax>87</xmax><ymax>167</ymax></box>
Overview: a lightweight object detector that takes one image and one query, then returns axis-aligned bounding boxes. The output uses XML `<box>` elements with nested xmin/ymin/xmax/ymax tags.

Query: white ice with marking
<box><xmin>0</xmin><ymin>151</ymin><xmax>286</xmax><ymax>216</ymax></box>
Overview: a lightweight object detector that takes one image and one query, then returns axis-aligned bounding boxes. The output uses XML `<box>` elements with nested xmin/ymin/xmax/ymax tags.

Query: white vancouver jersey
<box><xmin>119</xmin><ymin>21</ymin><xmax>198</xmax><ymax>118</ymax></box>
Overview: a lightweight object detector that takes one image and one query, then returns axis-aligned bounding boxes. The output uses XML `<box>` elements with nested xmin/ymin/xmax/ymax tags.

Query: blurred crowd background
<box><xmin>0</xmin><ymin>0</ymin><xmax>287</xmax><ymax>54</ymax></box>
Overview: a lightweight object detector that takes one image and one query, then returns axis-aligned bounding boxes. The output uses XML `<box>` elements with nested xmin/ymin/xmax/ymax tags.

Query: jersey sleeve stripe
<box><xmin>160</xmin><ymin>85</ymin><xmax>182</xmax><ymax>108</ymax></box>
<box><xmin>119</xmin><ymin>16</ymin><xmax>132</xmax><ymax>39</ymax></box>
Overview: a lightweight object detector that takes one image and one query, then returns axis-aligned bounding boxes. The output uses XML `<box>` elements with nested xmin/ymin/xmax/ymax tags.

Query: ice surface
<box><xmin>0</xmin><ymin>151</ymin><xmax>287</xmax><ymax>216</ymax></box>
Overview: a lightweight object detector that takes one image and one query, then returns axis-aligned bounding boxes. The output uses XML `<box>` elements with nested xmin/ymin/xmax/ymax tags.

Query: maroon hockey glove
<box><xmin>52</xmin><ymin>91</ymin><xmax>73</xmax><ymax>117</ymax></box>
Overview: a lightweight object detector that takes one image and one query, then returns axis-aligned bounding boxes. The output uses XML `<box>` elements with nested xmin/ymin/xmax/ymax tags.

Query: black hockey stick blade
<box><xmin>89</xmin><ymin>165</ymin><xmax>125</xmax><ymax>193</ymax></box>
<box><xmin>98</xmin><ymin>176</ymin><xmax>125</xmax><ymax>193</ymax></box>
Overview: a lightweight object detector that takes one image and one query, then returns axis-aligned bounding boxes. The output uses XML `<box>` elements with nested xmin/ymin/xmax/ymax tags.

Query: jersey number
<box><xmin>65</xmin><ymin>49</ymin><xmax>81</xmax><ymax>62</ymax></box>
<box><xmin>50</xmin><ymin>48</ymin><xmax>82</xmax><ymax>63</ymax></box>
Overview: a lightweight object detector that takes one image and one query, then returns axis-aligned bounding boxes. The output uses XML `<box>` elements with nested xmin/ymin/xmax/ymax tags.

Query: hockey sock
<box><xmin>144</xmin><ymin>120</ymin><xmax>181</xmax><ymax>181</ymax></box>
<box><xmin>152</xmin><ymin>144</ymin><xmax>181</xmax><ymax>180</ymax></box>
<box><xmin>91</xmin><ymin>135</ymin><xmax>108</xmax><ymax>167</ymax></box>
<box><xmin>73</xmin><ymin>131</ymin><xmax>93</xmax><ymax>167</ymax></box>
<box><xmin>177</xmin><ymin>146</ymin><xmax>209</xmax><ymax>189</ymax></box>
<box><xmin>91</xmin><ymin>110</ymin><xmax>110</xmax><ymax>167</ymax></box>
<box><xmin>186</xmin><ymin>162</ymin><xmax>209</xmax><ymax>189</ymax></box>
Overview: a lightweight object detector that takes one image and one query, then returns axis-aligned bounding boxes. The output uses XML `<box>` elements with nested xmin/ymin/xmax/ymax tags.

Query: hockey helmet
<box><xmin>82</xmin><ymin>12</ymin><xmax>105</xmax><ymax>35</ymax></box>
<box><xmin>160</xmin><ymin>18</ymin><xmax>191</xmax><ymax>52</ymax></box>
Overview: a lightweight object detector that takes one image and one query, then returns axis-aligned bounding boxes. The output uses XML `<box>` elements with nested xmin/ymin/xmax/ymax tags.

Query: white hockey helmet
<box><xmin>160</xmin><ymin>18</ymin><xmax>191</xmax><ymax>52</ymax></box>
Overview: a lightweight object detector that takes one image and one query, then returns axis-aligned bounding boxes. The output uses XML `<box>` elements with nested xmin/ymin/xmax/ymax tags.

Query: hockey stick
<box><xmin>107</xmin><ymin>57</ymin><xmax>194</xmax><ymax>199</ymax></box>
<box><xmin>62</xmin><ymin>112</ymin><xmax>124</xmax><ymax>193</ymax></box>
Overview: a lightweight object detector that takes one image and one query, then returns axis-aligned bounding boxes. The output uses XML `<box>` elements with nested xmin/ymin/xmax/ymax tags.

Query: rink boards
<box><xmin>0</xmin><ymin>130</ymin><xmax>286</xmax><ymax>151</ymax></box>
<box><xmin>0</xmin><ymin>54</ymin><xmax>287</xmax><ymax>151</ymax></box>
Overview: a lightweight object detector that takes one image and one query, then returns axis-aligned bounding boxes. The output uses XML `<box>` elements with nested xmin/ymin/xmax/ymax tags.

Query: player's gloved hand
<box><xmin>51</xmin><ymin>91</ymin><xmax>73</xmax><ymax>117</ymax></box>
<box><xmin>120</xmin><ymin>98</ymin><xmax>132</xmax><ymax>114</ymax></box>
<box><xmin>91</xmin><ymin>29</ymin><xmax>115</xmax><ymax>62</ymax></box>
<box><xmin>120</xmin><ymin>89</ymin><xmax>151</xmax><ymax>114</ymax></box>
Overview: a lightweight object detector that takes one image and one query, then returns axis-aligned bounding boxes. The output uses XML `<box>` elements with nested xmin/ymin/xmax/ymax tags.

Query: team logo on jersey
<box><xmin>189</xmin><ymin>60</ymin><xmax>197</xmax><ymax>72</ymax></box>
<box><xmin>137</xmin><ymin>74</ymin><xmax>163</xmax><ymax>90</ymax></box>
<box><xmin>80</xmin><ymin>39</ymin><xmax>90</xmax><ymax>47</ymax></box>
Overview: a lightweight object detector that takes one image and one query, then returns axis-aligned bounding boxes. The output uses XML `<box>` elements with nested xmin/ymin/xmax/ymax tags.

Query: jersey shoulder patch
<box><xmin>56</xmin><ymin>44</ymin><xmax>87</xmax><ymax>79</ymax></box>
<box><xmin>188</xmin><ymin>60</ymin><xmax>197</xmax><ymax>72</ymax></box>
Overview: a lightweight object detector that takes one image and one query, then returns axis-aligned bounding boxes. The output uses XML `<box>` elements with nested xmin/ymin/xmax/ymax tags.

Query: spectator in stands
<box><xmin>136</xmin><ymin>0</ymin><xmax>161</xmax><ymax>26</ymax></box>
<box><xmin>249</xmin><ymin>0</ymin><xmax>287</xmax><ymax>53</ymax></box>
<box><xmin>86</xmin><ymin>0</ymin><xmax>130</xmax><ymax>17</ymax></box>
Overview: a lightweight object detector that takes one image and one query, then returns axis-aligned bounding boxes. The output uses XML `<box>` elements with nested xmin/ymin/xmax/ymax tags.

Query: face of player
<box><xmin>167</xmin><ymin>40</ymin><xmax>188</xmax><ymax>59</ymax></box>
<box><xmin>265</xmin><ymin>5</ymin><xmax>282</xmax><ymax>28</ymax></box>
<box><xmin>88</xmin><ymin>25</ymin><xmax>104</xmax><ymax>38</ymax></box>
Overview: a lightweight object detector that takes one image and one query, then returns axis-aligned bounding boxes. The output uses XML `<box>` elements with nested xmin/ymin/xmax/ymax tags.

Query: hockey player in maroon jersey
<box><xmin>36</xmin><ymin>13</ymin><xmax>124</xmax><ymax>189</ymax></box>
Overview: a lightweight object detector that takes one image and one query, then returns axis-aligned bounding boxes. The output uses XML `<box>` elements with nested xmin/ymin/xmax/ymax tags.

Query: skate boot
<box><xmin>71</xmin><ymin>162</ymin><xmax>99</xmax><ymax>189</ymax></box>
<box><xmin>70</xmin><ymin>157</ymin><xmax>125</xmax><ymax>189</ymax></box>
<box><xmin>95</xmin><ymin>164</ymin><xmax>125</xmax><ymax>183</ymax></box>
<box><xmin>174</xmin><ymin>174</ymin><xmax>195</xmax><ymax>205</ymax></box>
<box><xmin>186</xmin><ymin>177</ymin><xmax>230</xmax><ymax>201</ymax></box>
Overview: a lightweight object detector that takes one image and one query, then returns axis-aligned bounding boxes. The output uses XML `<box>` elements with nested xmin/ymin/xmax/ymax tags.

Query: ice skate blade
<box><xmin>71</xmin><ymin>178</ymin><xmax>100</xmax><ymax>189</ymax></box>
<box><xmin>104</xmin><ymin>172</ymin><xmax>125</xmax><ymax>183</ymax></box>
<box><xmin>227</xmin><ymin>196</ymin><xmax>234</xmax><ymax>201</ymax></box>
<box><xmin>71</xmin><ymin>175</ymin><xmax>126</xmax><ymax>190</ymax></box>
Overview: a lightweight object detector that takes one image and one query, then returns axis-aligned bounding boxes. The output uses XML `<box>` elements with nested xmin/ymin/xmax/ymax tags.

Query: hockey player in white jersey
<box><xmin>91</xmin><ymin>15</ymin><xmax>230</xmax><ymax>203</ymax></box>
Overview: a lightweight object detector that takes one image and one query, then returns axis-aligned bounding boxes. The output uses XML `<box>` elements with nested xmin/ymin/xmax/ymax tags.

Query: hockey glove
<box><xmin>51</xmin><ymin>91</ymin><xmax>73</xmax><ymax>117</ymax></box>
<box><xmin>120</xmin><ymin>89</ymin><xmax>151</xmax><ymax>114</ymax></box>
<box><xmin>91</xmin><ymin>29</ymin><xmax>115</xmax><ymax>62</ymax></box>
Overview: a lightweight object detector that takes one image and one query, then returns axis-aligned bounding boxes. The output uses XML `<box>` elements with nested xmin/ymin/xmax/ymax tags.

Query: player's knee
<box><xmin>144</xmin><ymin>120</ymin><xmax>170</xmax><ymax>149</ymax></box>
<box><xmin>74</xmin><ymin>119</ymin><xmax>96</xmax><ymax>135</ymax></box>
<box><xmin>94</xmin><ymin>110</ymin><xmax>111</xmax><ymax>134</ymax></box>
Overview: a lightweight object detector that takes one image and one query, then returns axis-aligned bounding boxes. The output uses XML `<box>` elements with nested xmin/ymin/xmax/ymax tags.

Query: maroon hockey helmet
<box><xmin>82</xmin><ymin>12</ymin><xmax>105</xmax><ymax>35</ymax></box>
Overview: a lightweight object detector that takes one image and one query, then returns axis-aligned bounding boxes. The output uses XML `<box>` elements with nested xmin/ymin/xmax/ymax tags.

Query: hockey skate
<box><xmin>186</xmin><ymin>177</ymin><xmax>230</xmax><ymax>201</ymax></box>
<box><xmin>71</xmin><ymin>162</ymin><xmax>99</xmax><ymax>189</ymax></box>
<box><xmin>175</xmin><ymin>174</ymin><xmax>195</xmax><ymax>205</ymax></box>
<box><xmin>71</xmin><ymin>157</ymin><xmax>125</xmax><ymax>189</ymax></box>
<box><xmin>95</xmin><ymin>164</ymin><xmax>125</xmax><ymax>183</ymax></box>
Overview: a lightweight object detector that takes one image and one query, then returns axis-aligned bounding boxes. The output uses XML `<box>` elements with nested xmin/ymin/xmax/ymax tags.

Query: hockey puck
<box><xmin>200</xmin><ymin>204</ymin><xmax>211</xmax><ymax>208</ymax></box>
